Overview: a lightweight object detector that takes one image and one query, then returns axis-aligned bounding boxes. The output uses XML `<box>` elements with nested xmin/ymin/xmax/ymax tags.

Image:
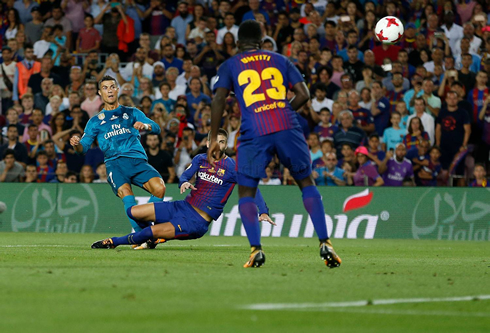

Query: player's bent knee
<box><xmin>153</xmin><ymin>183</ymin><xmax>166</xmax><ymax>199</ymax></box>
<box><xmin>147</xmin><ymin>178</ymin><xmax>166</xmax><ymax>198</ymax></box>
<box><xmin>117</xmin><ymin>185</ymin><xmax>133</xmax><ymax>198</ymax></box>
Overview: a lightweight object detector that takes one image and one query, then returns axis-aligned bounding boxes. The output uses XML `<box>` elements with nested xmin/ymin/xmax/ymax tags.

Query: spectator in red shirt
<box><xmin>76</xmin><ymin>14</ymin><xmax>101</xmax><ymax>54</ymax></box>
<box><xmin>373</xmin><ymin>43</ymin><xmax>401</xmax><ymax>66</ymax></box>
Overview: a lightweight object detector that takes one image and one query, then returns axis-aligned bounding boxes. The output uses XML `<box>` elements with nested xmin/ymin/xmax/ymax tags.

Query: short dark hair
<box><xmin>347</xmin><ymin>29</ymin><xmax>358</xmax><ymax>37</ymax></box>
<box><xmin>98</xmin><ymin>75</ymin><xmax>117</xmax><ymax>89</ymax></box>
<box><xmin>451</xmin><ymin>81</ymin><xmax>464</xmax><ymax>88</ymax></box>
<box><xmin>208</xmin><ymin>128</ymin><xmax>229</xmax><ymax>141</ymax></box>
<box><xmin>341</xmin><ymin>143</ymin><xmax>353</xmax><ymax>150</ymax></box>
<box><xmin>159</xmin><ymin>82</ymin><xmax>171</xmax><ymax>90</ymax></box>
<box><xmin>4</xmin><ymin>149</ymin><xmax>15</xmax><ymax>159</ymax></box>
<box><xmin>238</xmin><ymin>20</ymin><xmax>262</xmax><ymax>44</ymax></box>
<box><xmin>428</xmin><ymin>146</ymin><xmax>441</xmax><ymax>155</ymax></box>
<box><xmin>53</xmin><ymin>24</ymin><xmax>63</xmax><ymax>32</ymax></box>
<box><xmin>36</xmin><ymin>150</ymin><xmax>48</xmax><ymax>158</ymax></box>
<box><xmin>65</xmin><ymin>171</ymin><xmax>78</xmax><ymax>179</ymax></box>
<box><xmin>315</xmin><ymin>83</ymin><xmax>328</xmax><ymax>93</ymax></box>
<box><xmin>189</xmin><ymin>77</ymin><xmax>201</xmax><ymax>85</ymax></box>
<box><xmin>318</xmin><ymin>66</ymin><xmax>332</xmax><ymax>78</ymax></box>
<box><xmin>44</xmin><ymin>139</ymin><xmax>55</xmax><ymax>146</ymax></box>
<box><xmin>414</xmin><ymin>96</ymin><xmax>426</xmax><ymax>105</ymax></box>
<box><xmin>85</xmin><ymin>13</ymin><xmax>94</xmax><ymax>20</ymax></box>
<box><xmin>7</xmin><ymin>124</ymin><xmax>18</xmax><ymax>131</ymax></box>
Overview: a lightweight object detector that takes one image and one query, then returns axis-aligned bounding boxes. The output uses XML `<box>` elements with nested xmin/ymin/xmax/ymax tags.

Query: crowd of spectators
<box><xmin>0</xmin><ymin>0</ymin><xmax>489</xmax><ymax>188</ymax></box>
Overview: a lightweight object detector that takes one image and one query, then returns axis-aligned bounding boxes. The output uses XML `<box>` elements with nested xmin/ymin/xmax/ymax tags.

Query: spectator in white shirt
<box><xmin>33</xmin><ymin>27</ymin><xmax>52</xmax><ymax>60</ymax></box>
<box><xmin>217</xmin><ymin>12</ymin><xmax>238</xmax><ymax>45</ymax></box>
<box><xmin>259</xmin><ymin>167</ymin><xmax>282</xmax><ymax>185</ymax></box>
<box><xmin>311</xmin><ymin>83</ymin><xmax>334</xmax><ymax>113</ymax></box>
<box><xmin>441</xmin><ymin>11</ymin><xmax>464</xmax><ymax>56</ymax></box>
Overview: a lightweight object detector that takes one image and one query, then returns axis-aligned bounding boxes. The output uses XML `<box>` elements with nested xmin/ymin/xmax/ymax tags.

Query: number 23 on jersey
<box><xmin>238</xmin><ymin>68</ymin><xmax>286</xmax><ymax>107</ymax></box>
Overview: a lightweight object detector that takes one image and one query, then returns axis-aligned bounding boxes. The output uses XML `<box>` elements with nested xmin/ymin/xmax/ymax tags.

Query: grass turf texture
<box><xmin>0</xmin><ymin>233</ymin><xmax>489</xmax><ymax>333</ymax></box>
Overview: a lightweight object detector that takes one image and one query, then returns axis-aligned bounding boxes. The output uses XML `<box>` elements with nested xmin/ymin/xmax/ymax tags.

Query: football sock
<box><xmin>122</xmin><ymin>195</ymin><xmax>141</xmax><ymax>232</ymax></box>
<box><xmin>239</xmin><ymin>197</ymin><xmax>261</xmax><ymax>247</ymax></box>
<box><xmin>111</xmin><ymin>227</ymin><xmax>154</xmax><ymax>247</ymax></box>
<box><xmin>302</xmin><ymin>185</ymin><xmax>329</xmax><ymax>240</ymax></box>
<box><xmin>148</xmin><ymin>195</ymin><xmax>163</xmax><ymax>204</ymax></box>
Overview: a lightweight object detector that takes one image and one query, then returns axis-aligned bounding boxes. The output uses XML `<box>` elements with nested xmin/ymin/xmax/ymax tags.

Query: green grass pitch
<box><xmin>0</xmin><ymin>233</ymin><xmax>489</xmax><ymax>333</ymax></box>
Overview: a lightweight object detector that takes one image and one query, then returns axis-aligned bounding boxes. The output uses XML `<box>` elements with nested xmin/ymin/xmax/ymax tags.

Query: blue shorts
<box><xmin>236</xmin><ymin>128</ymin><xmax>312</xmax><ymax>187</ymax></box>
<box><xmin>154</xmin><ymin>200</ymin><xmax>210</xmax><ymax>240</ymax></box>
<box><xmin>105</xmin><ymin>157</ymin><xmax>161</xmax><ymax>196</ymax></box>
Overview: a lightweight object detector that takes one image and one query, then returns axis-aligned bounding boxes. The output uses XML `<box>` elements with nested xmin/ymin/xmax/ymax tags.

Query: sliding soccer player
<box><xmin>208</xmin><ymin>20</ymin><xmax>341</xmax><ymax>268</ymax></box>
<box><xmin>71</xmin><ymin>76</ymin><xmax>166</xmax><ymax>248</ymax></box>
<box><xmin>91</xmin><ymin>129</ymin><xmax>273</xmax><ymax>249</ymax></box>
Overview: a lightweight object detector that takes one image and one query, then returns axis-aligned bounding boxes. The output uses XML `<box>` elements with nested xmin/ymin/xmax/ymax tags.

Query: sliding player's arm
<box><xmin>179</xmin><ymin>155</ymin><xmax>202</xmax><ymax>194</ymax></box>
<box><xmin>71</xmin><ymin>119</ymin><xmax>97</xmax><ymax>155</ymax></box>
<box><xmin>209</xmin><ymin>62</ymin><xmax>232</xmax><ymax>166</ymax></box>
<box><xmin>133</xmin><ymin>108</ymin><xmax>161</xmax><ymax>134</ymax></box>
<box><xmin>255</xmin><ymin>188</ymin><xmax>276</xmax><ymax>225</ymax></box>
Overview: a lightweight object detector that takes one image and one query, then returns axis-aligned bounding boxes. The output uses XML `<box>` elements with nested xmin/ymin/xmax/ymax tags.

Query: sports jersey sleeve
<box><xmin>286</xmin><ymin>58</ymin><xmax>305</xmax><ymax>87</ymax></box>
<box><xmin>132</xmin><ymin>108</ymin><xmax>161</xmax><ymax>134</ymax></box>
<box><xmin>254</xmin><ymin>188</ymin><xmax>269</xmax><ymax>216</ymax></box>
<box><xmin>213</xmin><ymin>61</ymin><xmax>233</xmax><ymax>92</ymax></box>
<box><xmin>179</xmin><ymin>155</ymin><xmax>202</xmax><ymax>187</ymax></box>
<box><xmin>78</xmin><ymin>118</ymin><xmax>97</xmax><ymax>155</ymax></box>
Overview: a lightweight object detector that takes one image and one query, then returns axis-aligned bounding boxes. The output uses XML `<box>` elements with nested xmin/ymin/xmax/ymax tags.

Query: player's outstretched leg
<box><xmin>298</xmin><ymin>179</ymin><xmax>341</xmax><ymax>268</ymax></box>
<box><xmin>91</xmin><ymin>223</ymin><xmax>175</xmax><ymax>249</ymax></box>
<box><xmin>126</xmin><ymin>203</ymin><xmax>165</xmax><ymax>249</ymax></box>
<box><xmin>91</xmin><ymin>227</ymin><xmax>155</xmax><ymax>249</ymax></box>
<box><xmin>238</xmin><ymin>189</ymin><xmax>265</xmax><ymax>268</ymax></box>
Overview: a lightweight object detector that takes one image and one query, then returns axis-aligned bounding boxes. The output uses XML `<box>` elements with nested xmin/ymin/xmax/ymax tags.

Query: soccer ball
<box><xmin>375</xmin><ymin>16</ymin><xmax>404</xmax><ymax>44</ymax></box>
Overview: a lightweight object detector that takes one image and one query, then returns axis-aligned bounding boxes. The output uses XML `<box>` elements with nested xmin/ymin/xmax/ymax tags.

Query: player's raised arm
<box><xmin>209</xmin><ymin>87</ymin><xmax>229</xmax><ymax>166</ymax></box>
<box><xmin>255</xmin><ymin>189</ymin><xmax>275</xmax><ymax>225</ymax></box>
<box><xmin>133</xmin><ymin>108</ymin><xmax>161</xmax><ymax>134</ymax></box>
<box><xmin>72</xmin><ymin>120</ymin><xmax>97</xmax><ymax>155</ymax></box>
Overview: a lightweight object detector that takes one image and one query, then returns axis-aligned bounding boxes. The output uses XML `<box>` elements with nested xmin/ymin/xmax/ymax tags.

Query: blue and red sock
<box><xmin>302</xmin><ymin>185</ymin><xmax>329</xmax><ymax>241</ymax></box>
<box><xmin>239</xmin><ymin>197</ymin><xmax>261</xmax><ymax>248</ymax></box>
<box><xmin>111</xmin><ymin>226</ymin><xmax>154</xmax><ymax>247</ymax></box>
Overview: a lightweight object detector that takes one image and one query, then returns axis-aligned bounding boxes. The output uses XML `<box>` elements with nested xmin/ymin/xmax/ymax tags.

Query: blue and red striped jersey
<box><xmin>468</xmin><ymin>87</ymin><xmax>490</xmax><ymax>125</ymax></box>
<box><xmin>213</xmin><ymin>49</ymin><xmax>304</xmax><ymax>140</ymax></box>
<box><xmin>179</xmin><ymin>154</ymin><xmax>268</xmax><ymax>220</ymax></box>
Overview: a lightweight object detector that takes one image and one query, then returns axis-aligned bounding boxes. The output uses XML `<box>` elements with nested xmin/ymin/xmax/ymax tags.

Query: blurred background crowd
<box><xmin>0</xmin><ymin>0</ymin><xmax>489</xmax><ymax>187</ymax></box>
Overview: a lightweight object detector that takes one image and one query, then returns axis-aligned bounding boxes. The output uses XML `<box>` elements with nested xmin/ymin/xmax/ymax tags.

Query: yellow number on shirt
<box><xmin>238</xmin><ymin>70</ymin><xmax>265</xmax><ymax>107</ymax></box>
<box><xmin>262</xmin><ymin>68</ymin><xmax>286</xmax><ymax>101</ymax></box>
<box><xmin>238</xmin><ymin>68</ymin><xmax>286</xmax><ymax>107</ymax></box>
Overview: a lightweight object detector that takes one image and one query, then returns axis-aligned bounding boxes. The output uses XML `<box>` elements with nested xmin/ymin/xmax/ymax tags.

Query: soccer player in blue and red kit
<box><xmin>70</xmin><ymin>76</ymin><xmax>166</xmax><ymax>248</ymax></box>
<box><xmin>91</xmin><ymin>129</ymin><xmax>273</xmax><ymax>248</ymax></box>
<box><xmin>208</xmin><ymin>20</ymin><xmax>341</xmax><ymax>268</ymax></box>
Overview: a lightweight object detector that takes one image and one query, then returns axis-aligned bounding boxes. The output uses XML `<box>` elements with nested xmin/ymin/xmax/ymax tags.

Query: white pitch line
<box><xmin>242</xmin><ymin>295</ymin><xmax>490</xmax><ymax>311</ymax></box>
<box><xmin>297</xmin><ymin>308</ymin><xmax>490</xmax><ymax>318</ymax></box>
